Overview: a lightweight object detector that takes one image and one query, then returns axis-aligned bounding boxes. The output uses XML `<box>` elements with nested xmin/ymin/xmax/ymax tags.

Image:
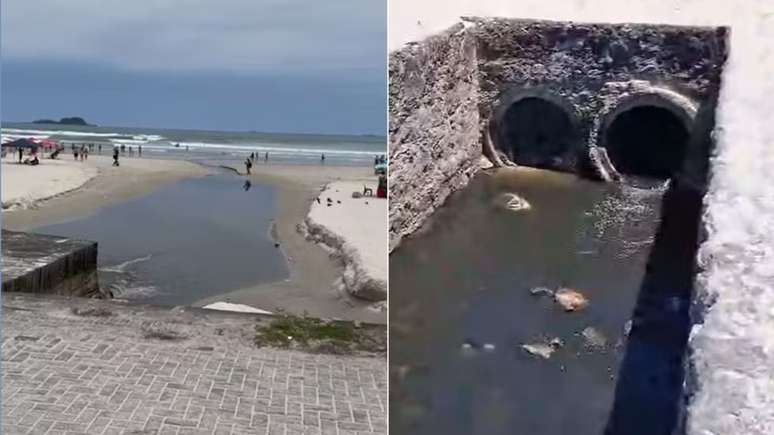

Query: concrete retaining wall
<box><xmin>2</xmin><ymin>230</ymin><xmax>102</xmax><ymax>297</ymax></box>
<box><xmin>388</xmin><ymin>18</ymin><xmax>727</xmax><ymax>249</ymax></box>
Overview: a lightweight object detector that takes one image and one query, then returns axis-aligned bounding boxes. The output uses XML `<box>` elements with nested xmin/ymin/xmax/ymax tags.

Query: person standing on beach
<box><xmin>113</xmin><ymin>147</ymin><xmax>120</xmax><ymax>166</ymax></box>
<box><xmin>321</xmin><ymin>153</ymin><xmax>326</xmax><ymax>163</ymax></box>
<box><xmin>138</xmin><ymin>145</ymin><xmax>142</xmax><ymax>157</ymax></box>
<box><xmin>18</xmin><ymin>147</ymin><xmax>23</xmax><ymax>163</ymax></box>
<box><xmin>245</xmin><ymin>158</ymin><xmax>252</xmax><ymax>174</ymax></box>
<box><xmin>264</xmin><ymin>151</ymin><xmax>268</xmax><ymax>162</ymax></box>
<box><xmin>98</xmin><ymin>144</ymin><xmax>102</xmax><ymax>154</ymax></box>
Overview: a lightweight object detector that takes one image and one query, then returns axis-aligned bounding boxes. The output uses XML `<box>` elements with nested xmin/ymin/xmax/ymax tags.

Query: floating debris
<box><xmin>495</xmin><ymin>192</ymin><xmax>532</xmax><ymax>212</ymax></box>
<box><xmin>623</xmin><ymin>320</ymin><xmax>633</xmax><ymax>337</ymax></box>
<box><xmin>529</xmin><ymin>286</ymin><xmax>554</xmax><ymax>297</ymax></box>
<box><xmin>554</xmin><ymin>288</ymin><xmax>589</xmax><ymax>312</ymax></box>
<box><xmin>581</xmin><ymin>327</ymin><xmax>607</xmax><ymax>349</ymax></box>
<box><xmin>521</xmin><ymin>337</ymin><xmax>563</xmax><ymax>359</ymax></box>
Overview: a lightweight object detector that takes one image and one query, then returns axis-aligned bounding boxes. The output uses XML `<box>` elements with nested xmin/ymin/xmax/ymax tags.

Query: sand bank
<box><xmin>2</xmin><ymin>158</ymin><xmax>98</xmax><ymax>210</ymax></box>
<box><xmin>305</xmin><ymin>181</ymin><xmax>388</xmax><ymax>301</ymax></box>
<box><xmin>2</xmin><ymin>155</ymin><xmax>210</xmax><ymax>231</ymax></box>
<box><xmin>195</xmin><ymin>164</ymin><xmax>387</xmax><ymax>324</ymax></box>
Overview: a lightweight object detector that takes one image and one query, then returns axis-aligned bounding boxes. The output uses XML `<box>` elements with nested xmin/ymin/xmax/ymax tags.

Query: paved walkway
<box><xmin>2</xmin><ymin>294</ymin><xmax>387</xmax><ymax>435</ymax></box>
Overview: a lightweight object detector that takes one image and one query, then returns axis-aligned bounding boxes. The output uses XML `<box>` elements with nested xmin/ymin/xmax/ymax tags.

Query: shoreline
<box><xmin>2</xmin><ymin>155</ymin><xmax>211</xmax><ymax>230</ymax></box>
<box><xmin>3</xmin><ymin>155</ymin><xmax>386</xmax><ymax>323</ymax></box>
<box><xmin>194</xmin><ymin>163</ymin><xmax>387</xmax><ymax>324</ymax></box>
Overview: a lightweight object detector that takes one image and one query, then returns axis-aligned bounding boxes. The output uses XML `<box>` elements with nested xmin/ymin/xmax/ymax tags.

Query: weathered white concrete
<box><xmin>391</xmin><ymin>1</ymin><xmax>774</xmax><ymax>433</ymax></box>
<box><xmin>202</xmin><ymin>302</ymin><xmax>273</xmax><ymax>315</ymax></box>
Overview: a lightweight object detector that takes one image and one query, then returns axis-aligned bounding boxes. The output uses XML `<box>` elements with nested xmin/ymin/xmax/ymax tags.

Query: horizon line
<box><xmin>0</xmin><ymin>120</ymin><xmax>387</xmax><ymax>139</ymax></box>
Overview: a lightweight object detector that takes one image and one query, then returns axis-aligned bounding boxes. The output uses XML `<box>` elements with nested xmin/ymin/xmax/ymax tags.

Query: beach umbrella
<box><xmin>2</xmin><ymin>138</ymin><xmax>39</xmax><ymax>149</ymax></box>
<box><xmin>32</xmin><ymin>138</ymin><xmax>61</xmax><ymax>150</ymax></box>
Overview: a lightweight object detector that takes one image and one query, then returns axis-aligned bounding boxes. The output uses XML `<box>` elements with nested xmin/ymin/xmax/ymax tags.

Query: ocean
<box><xmin>1</xmin><ymin>122</ymin><xmax>386</xmax><ymax>166</ymax></box>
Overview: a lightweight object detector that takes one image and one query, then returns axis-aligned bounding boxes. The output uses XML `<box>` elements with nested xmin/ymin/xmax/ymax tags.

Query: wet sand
<box><xmin>194</xmin><ymin>164</ymin><xmax>387</xmax><ymax>324</ymax></box>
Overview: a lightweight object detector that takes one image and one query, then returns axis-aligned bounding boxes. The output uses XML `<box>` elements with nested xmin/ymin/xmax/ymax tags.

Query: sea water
<box><xmin>1</xmin><ymin>122</ymin><xmax>386</xmax><ymax>166</ymax></box>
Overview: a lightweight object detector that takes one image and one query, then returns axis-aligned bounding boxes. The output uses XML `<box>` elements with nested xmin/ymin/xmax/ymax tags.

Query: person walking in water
<box><xmin>321</xmin><ymin>153</ymin><xmax>326</xmax><ymax>163</ymax></box>
<box><xmin>138</xmin><ymin>145</ymin><xmax>142</xmax><ymax>157</ymax></box>
<box><xmin>112</xmin><ymin>147</ymin><xmax>120</xmax><ymax>166</ymax></box>
<box><xmin>245</xmin><ymin>157</ymin><xmax>253</xmax><ymax>174</ymax></box>
<box><xmin>264</xmin><ymin>152</ymin><xmax>268</xmax><ymax>162</ymax></box>
<box><xmin>98</xmin><ymin>144</ymin><xmax>102</xmax><ymax>154</ymax></box>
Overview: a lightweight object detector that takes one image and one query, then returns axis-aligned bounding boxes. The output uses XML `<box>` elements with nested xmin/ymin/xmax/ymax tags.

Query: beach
<box><xmin>2</xmin><ymin>155</ymin><xmax>210</xmax><ymax>230</ymax></box>
<box><xmin>195</xmin><ymin>164</ymin><xmax>388</xmax><ymax>323</ymax></box>
<box><xmin>2</xmin><ymin>154</ymin><xmax>387</xmax><ymax>323</ymax></box>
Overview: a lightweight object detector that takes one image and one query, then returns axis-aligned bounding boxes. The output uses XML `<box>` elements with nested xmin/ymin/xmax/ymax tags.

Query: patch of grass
<box><xmin>255</xmin><ymin>315</ymin><xmax>385</xmax><ymax>355</ymax></box>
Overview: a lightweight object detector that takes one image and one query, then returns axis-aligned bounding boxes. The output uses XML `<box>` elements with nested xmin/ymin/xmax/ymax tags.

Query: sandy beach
<box><xmin>2</xmin><ymin>158</ymin><xmax>98</xmax><ymax>210</ymax></box>
<box><xmin>307</xmin><ymin>181</ymin><xmax>388</xmax><ymax>301</ymax></box>
<box><xmin>3</xmin><ymin>154</ymin><xmax>387</xmax><ymax>323</ymax></box>
<box><xmin>2</xmin><ymin>155</ymin><xmax>210</xmax><ymax>230</ymax></box>
<box><xmin>194</xmin><ymin>163</ymin><xmax>388</xmax><ymax>324</ymax></box>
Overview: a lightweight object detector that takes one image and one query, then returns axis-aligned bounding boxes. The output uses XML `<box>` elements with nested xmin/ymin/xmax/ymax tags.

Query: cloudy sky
<box><xmin>1</xmin><ymin>1</ymin><xmax>386</xmax><ymax>134</ymax></box>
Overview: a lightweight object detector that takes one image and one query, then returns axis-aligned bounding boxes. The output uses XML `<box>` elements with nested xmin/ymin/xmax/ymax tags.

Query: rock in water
<box><xmin>554</xmin><ymin>288</ymin><xmax>589</xmax><ymax>312</ymax></box>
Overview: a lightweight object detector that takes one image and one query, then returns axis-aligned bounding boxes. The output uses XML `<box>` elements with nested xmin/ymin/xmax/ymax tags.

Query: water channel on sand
<box><xmin>389</xmin><ymin>167</ymin><xmax>700</xmax><ymax>434</ymax></box>
<box><xmin>37</xmin><ymin>173</ymin><xmax>288</xmax><ymax>306</ymax></box>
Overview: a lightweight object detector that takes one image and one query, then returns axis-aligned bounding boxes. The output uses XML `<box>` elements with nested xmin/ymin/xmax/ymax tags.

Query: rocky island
<box><xmin>32</xmin><ymin>117</ymin><xmax>92</xmax><ymax>126</ymax></box>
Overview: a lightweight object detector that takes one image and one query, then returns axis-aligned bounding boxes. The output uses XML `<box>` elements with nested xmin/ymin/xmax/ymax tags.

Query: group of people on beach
<box><xmin>72</xmin><ymin>144</ymin><xmax>90</xmax><ymax>161</ymax></box>
<box><xmin>244</xmin><ymin>151</ymin><xmax>271</xmax><ymax>174</ymax></box>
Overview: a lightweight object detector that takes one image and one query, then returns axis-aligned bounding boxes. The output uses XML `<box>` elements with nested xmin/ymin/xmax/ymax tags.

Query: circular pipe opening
<box><xmin>603</xmin><ymin>105</ymin><xmax>690</xmax><ymax>180</ymax></box>
<box><xmin>499</xmin><ymin>97</ymin><xmax>577</xmax><ymax>169</ymax></box>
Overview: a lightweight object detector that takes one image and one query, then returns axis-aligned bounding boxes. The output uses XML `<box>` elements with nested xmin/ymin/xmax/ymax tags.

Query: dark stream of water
<box><xmin>390</xmin><ymin>168</ymin><xmax>673</xmax><ymax>435</ymax></box>
<box><xmin>36</xmin><ymin>173</ymin><xmax>288</xmax><ymax>306</ymax></box>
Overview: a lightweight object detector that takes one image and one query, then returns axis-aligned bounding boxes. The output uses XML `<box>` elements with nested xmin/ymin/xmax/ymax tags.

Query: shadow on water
<box><xmin>605</xmin><ymin>99</ymin><xmax>716</xmax><ymax>435</ymax></box>
<box><xmin>603</xmin><ymin>183</ymin><xmax>703</xmax><ymax>435</ymax></box>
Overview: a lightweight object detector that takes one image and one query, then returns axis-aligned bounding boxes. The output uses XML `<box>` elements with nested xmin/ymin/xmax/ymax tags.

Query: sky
<box><xmin>0</xmin><ymin>1</ymin><xmax>386</xmax><ymax>135</ymax></box>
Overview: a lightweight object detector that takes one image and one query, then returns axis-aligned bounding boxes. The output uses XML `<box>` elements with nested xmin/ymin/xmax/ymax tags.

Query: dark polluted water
<box><xmin>37</xmin><ymin>173</ymin><xmax>288</xmax><ymax>306</ymax></box>
<box><xmin>390</xmin><ymin>168</ymin><xmax>678</xmax><ymax>435</ymax></box>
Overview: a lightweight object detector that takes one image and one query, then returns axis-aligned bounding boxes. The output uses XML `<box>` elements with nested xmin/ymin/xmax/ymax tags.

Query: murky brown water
<box><xmin>390</xmin><ymin>168</ymin><xmax>667</xmax><ymax>435</ymax></box>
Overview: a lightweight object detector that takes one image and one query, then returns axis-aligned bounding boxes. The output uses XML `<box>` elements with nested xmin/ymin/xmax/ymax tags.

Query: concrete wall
<box><xmin>389</xmin><ymin>25</ymin><xmax>481</xmax><ymax>250</ymax></box>
<box><xmin>389</xmin><ymin>18</ymin><xmax>726</xmax><ymax>249</ymax></box>
<box><xmin>2</xmin><ymin>231</ymin><xmax>102</xmax><ymax>298</ymax></box>
<box><xmin>390</xmin><ymin>2</ymin><xmax>774</xmax><ymax>434</ymax></box>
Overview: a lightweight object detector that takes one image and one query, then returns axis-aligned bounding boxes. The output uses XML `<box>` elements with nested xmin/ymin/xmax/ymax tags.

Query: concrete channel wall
<box><xmin>2</xmin><ymin>230</ymin><xmax>101</xmax><ymax>297</ymax></box>
<box><xmin>388</xmin><ymin>18</ymin><xmax>728</xmax><ymax>250</ymax></box>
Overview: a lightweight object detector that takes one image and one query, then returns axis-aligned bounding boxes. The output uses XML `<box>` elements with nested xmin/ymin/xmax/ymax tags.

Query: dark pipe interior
<box><xmin>502</xmin><ymin>97</ymin><xmax>575</xmax><ymax>168</ymax></box>
<box><xmin>604</xmin><ymin>106</ymin><xmax>689</xmax><ymax>179</ymax></box>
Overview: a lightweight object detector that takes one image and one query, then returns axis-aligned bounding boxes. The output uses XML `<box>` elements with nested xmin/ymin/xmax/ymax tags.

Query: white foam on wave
<box><xmin>3</xmin><ymin>128</ymin><xmax>124</xmax><ymax>138</ymax></box>
<box><xmin>174</xmin><ymin>141</ymin><xmax>381</xmax><ymax>156</ymax></box>
<box><xmin>100</xmin><ymin>254</ymin><xmax>153</xmax><ymax>273</ymax></box>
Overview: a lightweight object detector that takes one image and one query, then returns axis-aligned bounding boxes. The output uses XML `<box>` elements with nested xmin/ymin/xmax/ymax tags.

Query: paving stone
<box><xmin>2</xmin><ymin>293</ymin><xmax>386</xmax><ymax>435</ymax></box>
